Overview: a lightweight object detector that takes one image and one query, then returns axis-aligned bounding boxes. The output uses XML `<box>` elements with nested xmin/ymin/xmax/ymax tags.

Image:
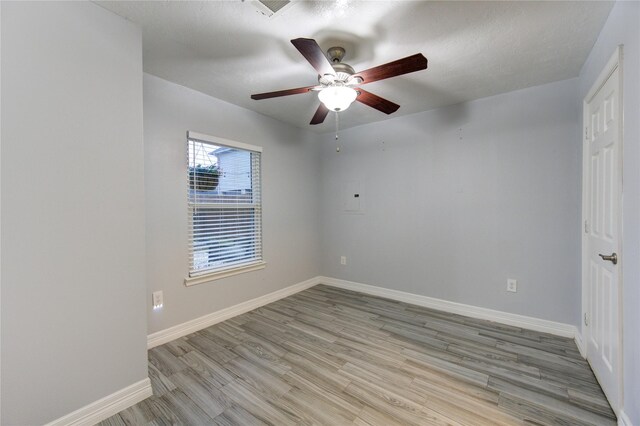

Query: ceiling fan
<box><xmin>250</xmin><ymin>38</ymin><xmax>428</xmax><ymax>125</ymax></box>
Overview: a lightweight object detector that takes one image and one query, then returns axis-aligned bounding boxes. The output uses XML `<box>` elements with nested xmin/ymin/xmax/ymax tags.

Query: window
<box><xmin>186</xmin><ymin>131</ymin><xmax>263</xmax><ymax>284</ymax></box>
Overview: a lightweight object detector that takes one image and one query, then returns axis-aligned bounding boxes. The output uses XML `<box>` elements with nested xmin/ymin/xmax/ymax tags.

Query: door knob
<box><xmin>599</xmin><ymin>253</ymin><xmax>618</xmax><ymax>265</ymax></box>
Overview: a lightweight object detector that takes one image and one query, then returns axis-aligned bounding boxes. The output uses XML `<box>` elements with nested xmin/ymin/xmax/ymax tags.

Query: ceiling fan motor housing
<box><xmin>318</xmin><ymin>46</ymin><xmax>358</xmax><ymax>84</ymax></box>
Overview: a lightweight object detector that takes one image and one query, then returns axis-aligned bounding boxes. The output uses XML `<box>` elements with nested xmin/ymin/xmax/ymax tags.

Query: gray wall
<box><xmin>1</xmin><ymin>2</ymin><xmax>635</xmax><ymax>424</ymax></box>
<box><xmin>144</xmin><ymin>74</ymin><xmax>321</xmax><ymax>334</ymax></box>
<box><xmin>578</xmin><ymin>1</ymin><xmax>640</xmax><ymax>423</ymax></box>
<box><xmin>319</xmin><ymin>78</ymin><xmax>581</xmax><ymax>326</ymax></box>
<box><xmin>0</xmin><ymin>2</ymin><xmax>147</xmax><ymax>425</ymax></box>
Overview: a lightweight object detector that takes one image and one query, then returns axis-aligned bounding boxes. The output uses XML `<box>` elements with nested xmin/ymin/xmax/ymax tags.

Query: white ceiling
<box><xmin>97</xmin><ymin>1</ymin><xmax>613</xmax><ymax>133</ymax></box>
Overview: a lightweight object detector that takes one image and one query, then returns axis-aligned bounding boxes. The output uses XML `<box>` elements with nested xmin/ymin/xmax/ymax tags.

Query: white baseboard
<box><xmin>149</xmin><ymin>274</ymin><xmax>581</xmax><ymax>347</ymax></box>
<box><xmin>45</xmin><ymin>378</ymin><xmax>152</xmax><ymax>426</ymax></box>
<box><xmin>618</xmin><ymin>409</ymin><xmax>632</xmax><ymax>426</ymax></box>
<box><xmin>318</xmin><ymin>276</ymin><xmax>578</xmax><ymax>339</ymax></box>
<box><xmin>40</xmin><ymin>276</ymin><xmax>607</xmax><ymax>426</ymax></box>
<box><xmin>147</xmin><ymin>276</ymin><xmax>321</xmax><ymax>349</ymax></box>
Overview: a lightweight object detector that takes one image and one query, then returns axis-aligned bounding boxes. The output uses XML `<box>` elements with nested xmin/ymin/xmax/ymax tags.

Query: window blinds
<box><xmin>187</xmin><ymin>133</ymin><xmax>262</xmax><ymax>277</ymax></box>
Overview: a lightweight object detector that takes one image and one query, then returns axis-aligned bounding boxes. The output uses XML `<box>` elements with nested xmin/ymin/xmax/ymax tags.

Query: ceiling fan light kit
<box><xmin>318</xmin><ymin>85</ymin><xmax>358</xmax><ymax>111</ymax></box>
<box><xmin>251</xmin><ymin>37</ymin><xmax>428</xmax><ymax>125</ymax></box>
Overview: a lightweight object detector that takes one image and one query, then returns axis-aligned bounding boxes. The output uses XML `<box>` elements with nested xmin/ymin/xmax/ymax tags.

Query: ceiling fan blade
<box><xmin>251</xmin><ymin>85</ymin><xmax>319</xmax><ymax>100</ymax></box>
<box><xmin>354</xmin><ymin>53</ymin><xmax>428</xmax><ymax>85</ymax></box>
<box><xmin>356</xmin><ymin>89</ymin><xmax>400</xmax><ymax>114</ymax></box>
<box><xmin>291</xmin><ymin>38</ymin><xmax>336</xmax><ymax>77</ymax></box>
<box><xmin>310</xmin><ymin>103</ymin><xmax>330</xmax><ymax>125</ymax></box>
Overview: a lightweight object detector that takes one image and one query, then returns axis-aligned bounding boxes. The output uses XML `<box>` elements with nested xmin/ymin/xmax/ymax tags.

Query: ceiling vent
<box><xmin>252</xmin><ymin>0</ymin><xmax>292</xmax><ymax>17</ymax></box>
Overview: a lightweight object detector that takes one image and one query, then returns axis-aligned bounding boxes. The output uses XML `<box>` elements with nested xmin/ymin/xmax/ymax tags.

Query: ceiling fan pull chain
<box><xmin>335</xmin><ymin>111</ymin><xmax>341</xmax><ymax>152</ymax></box>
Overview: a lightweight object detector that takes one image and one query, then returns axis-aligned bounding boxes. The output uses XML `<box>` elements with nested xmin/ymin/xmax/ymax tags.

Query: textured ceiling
<box><xmin>96</xmin><ymin>1</ymin><xmax>613</xmax><ymax>133</ymax></box>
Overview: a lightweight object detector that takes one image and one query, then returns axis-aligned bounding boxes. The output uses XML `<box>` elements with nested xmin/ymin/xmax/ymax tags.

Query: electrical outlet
<box><xmin>340</xmin><ymin>256</ymin><xmax>347</xmax><ymax>265</ymax></box>
<box><xmin>507</xmin><ymin>279</ymin><xmax>517</xmax><ymax>293</ymax></box>
<box><xmin>152</xmin><ymin>291</ymin><xmax>163</xmax><ymax>310</ymax></box>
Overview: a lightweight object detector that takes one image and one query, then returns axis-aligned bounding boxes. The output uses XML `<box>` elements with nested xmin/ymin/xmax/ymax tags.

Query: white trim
<box><xmin>581</xmin><ymin>89</ymin><xmax>589</xmax><ymax>358</ymax></box>
<box><xmin>44</xmin><ymin>378</ymin><xmax>152</xmax><ymax>426</ymax></box>
<box><xmin>581</xmin><ymin>45</ymin><xmax>624</xmax><ymax>414</ymax></box>
<box><xmin>187</xmin><ymin>130</ymin><xmax>262</xmax><ymax>153</ymax></box>
<box><xmin>148</xmin><ymin>276</ymin><xmax>320</xmax><ymax>348</ymax></box>
<box><xmin>185</xmin><ymin>261</ymin><xmax>266</xmax><ymax>286</ymax></box>
<box><xmin>319</xmin><ymin>276</ymin><xmax>578</xmax><ymax>338</ymax></box>
<box><xmin>618</xmin><ymin>409</ymin><xmax>632</xmax><ymax>426</ymax></box>
<box><xmin>155</xmin><ymin>273</ymin><xmax>586</xmax><ymax>352</ymax></box>
<box><xmin>585</xmin><ymin>46</ymin><xmax>622</xmax><ymax>103</ymax></box>
<box><xmin>574</xmin><ymin>329</ymin><xmax>587</xmax><ymax>359</ymax></box>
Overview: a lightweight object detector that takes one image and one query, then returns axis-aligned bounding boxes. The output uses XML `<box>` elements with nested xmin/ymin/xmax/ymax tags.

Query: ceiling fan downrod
<box><xmin>327</xmin><ymin>46</ymin><xmax>345</xmax><ymax>63</ymax></box>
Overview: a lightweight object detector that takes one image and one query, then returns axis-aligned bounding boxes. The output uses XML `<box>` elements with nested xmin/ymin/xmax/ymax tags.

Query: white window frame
<box><xmin>184</xmin><ymin>131</ymin><xmax>265</xmax><ymax>286</ymax></box>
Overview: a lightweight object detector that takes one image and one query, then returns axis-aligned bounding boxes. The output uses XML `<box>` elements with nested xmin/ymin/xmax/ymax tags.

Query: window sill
<box><xmin>184</xmin><ymin>261</ymin><xmax>266</xmax><ymax>286</ymax></box>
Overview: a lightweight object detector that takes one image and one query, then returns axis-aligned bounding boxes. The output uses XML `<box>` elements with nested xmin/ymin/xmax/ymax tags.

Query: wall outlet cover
<box><xmin>507</xmin><ymin>279</ymin><xmax>517</xmax><ymax>293</ymax></box>
<box><xmin>152</xmin><ymin>291</ymin><xmax>164</xmax><ymax>309</ymax></box>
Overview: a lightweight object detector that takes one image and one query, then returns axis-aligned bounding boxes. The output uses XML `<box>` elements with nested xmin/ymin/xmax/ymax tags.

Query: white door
<box><xmin>583</xmin><ymin>48</ymin><xmax>622</xmax><ymax>411</ymax></box>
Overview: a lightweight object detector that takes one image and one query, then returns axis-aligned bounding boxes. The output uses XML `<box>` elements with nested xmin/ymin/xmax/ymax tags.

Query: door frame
<box><xmin>580</xmin><ymin>45</ymin><xmax>624</xmax><ymax>413</ymax></box>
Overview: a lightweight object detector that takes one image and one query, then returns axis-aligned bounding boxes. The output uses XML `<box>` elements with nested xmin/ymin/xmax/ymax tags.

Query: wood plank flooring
<box><xmin>99</xmin><ymin>285</ymin><xmax>615</xmax><ymax>425</ymax></box>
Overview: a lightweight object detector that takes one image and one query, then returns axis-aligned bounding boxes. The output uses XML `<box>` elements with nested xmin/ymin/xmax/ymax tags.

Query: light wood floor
<box><xmin>99</xmin><ymin>285</ymin><xmax>616</xmax><ymax>425</ymax></box>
